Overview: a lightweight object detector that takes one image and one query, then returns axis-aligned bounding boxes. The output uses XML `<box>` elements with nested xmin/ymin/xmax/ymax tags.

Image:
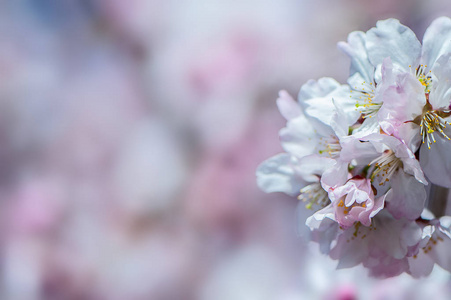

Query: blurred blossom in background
<box><xmin>1</xmin><ymin>0</ymin><xmax>451</xmax><ymax>299</ymax></box>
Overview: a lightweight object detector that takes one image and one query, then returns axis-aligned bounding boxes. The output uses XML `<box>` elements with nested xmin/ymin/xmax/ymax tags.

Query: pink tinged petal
<box><xmin>422</xmin><ymin>17</ymin><xmax>451</xmax><ymax>72</ymax></box>
<box><xmin>367</xmin><ymin>257</ymin><xmax>408</xmax><ymax>278</ymax></box>
<box><xmin>378</xmin><ymin>72</ymin><xmax>425</xmax><ymax>138</ymax></box>
<box><xmin>385</xmin><ymin>171</ymin><xmax>427</xmax><ymax>220</ymax></box>
<box><xmin>420</xmin><ymin>129</ymin><xmax>451</xmax><ymax>188</ymax></box>
<box><xmin>353</xmin><ymin>178</ymin><xmax>374</xmax><ymax>202</ymax></box>
<box><xmin>377</xmin><ymin>56</ymin><xmax>395</xmax><ymax>89</ymax></box>
<box><xmin>342</xmin><ymin>194</ymin><xmax>384</xmax><ymax>228</ymax></box>
<box><xmin>276</xmin><ymin>90</ymin><xmax>301</xmax><ymax>120</ymax></box>
<box><xmin>388</xmin><ymin>72</ymin><xmax>425</xmax><ymax>120</ymax></box>
<box><xmin>328</xmin><ymin>179</ymin><xmax>355</xmax><ymax>203</ymax></box>
<box><xmin>330</xmin><ymin>178</ymin><xmax>383</xmax><ymax>229</ymax></box>
<box><xmin>338</xmin><ymin>31</ymin><xmax>374</xmax><ymax>83</ymax></box>
<box><xmin>256</xmin><ymin>153</ymin><xmax>307</xmax><ymax>196</ymax></box>
<box><xmin>350</xmin><ymin>205</ymin><xmax>374</xmax><ymax>228</ymax></box>
<box><xmin>335</xmin><ymin>206</ymin><xmax>360</xmax><ymax>228</ymax></box>
<box><xmin>350</xmin><ymin>189</ymin><xmax>368</xmax><ymax>205</ymax></box>
<box><xmin>365</xmin><ymin>19</ymin><xmax>421</xmax><ymax>71</ymax></box>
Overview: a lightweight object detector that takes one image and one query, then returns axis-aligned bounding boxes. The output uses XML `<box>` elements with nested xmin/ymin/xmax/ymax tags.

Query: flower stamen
<box><xmin>410</xmin><ymin>64</ymin><xmax>433</xmax><ymax>93</ymax></box>
<box><xmin>369</xmin><ymin>150</ymin><xmax>403</xmax><ymax>185</ymax></box>
<box><xmin>318</xmin><ymin>135</ymin><xmax>341</xmax><ymax>158</ymax></box>
<box><xmin>351</xmin><ymin>81</ymin><xmax>379</xmax><ymax>119</ymax></box>
<box><xmin>420</xmin><ymin>110</ymin><xmax>451</xmax><ymax>149</ymax></box>
<box><xmin>298</xmin><ymin>183</ymin><xmax>329</xmax><ymax>209</ymax></box>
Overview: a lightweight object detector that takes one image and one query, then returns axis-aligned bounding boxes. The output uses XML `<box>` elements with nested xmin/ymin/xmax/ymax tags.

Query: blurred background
<box><xmin>1</xmin><ymin>0</ymin><xmax>451</xmax><ymax>299</ymax></box>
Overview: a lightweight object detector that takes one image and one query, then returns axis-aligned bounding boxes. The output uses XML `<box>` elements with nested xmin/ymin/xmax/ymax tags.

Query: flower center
<box><xmin>420</xmin><ymin>110</ymin><xmax>451</xmax><ymax>149</ymax></box>
<box><xmin>298</xmin><ymin>183</ymin><xmax>329</xmax><ymax>209</ymax></box>
<box><xmin>317</xmin><ymin>135</ymin><xmax>341</xmax><ymax>158</ymax></box>
<box><xmin>369</xmin><ymin>150</ymin><xmax>403</xmax><ymax>185</ymax></box>
<box><xmin>351</xmin><ymin>81</ymin><xmax>380</xmax><ymax>119</ymax></box>
<box><xmin>337</xmin><ymin>197</ymin><xmax>367</xmax><ymax>215</ymax></box>
<box><xmin>413</xmin><ymin>64</ymin><xmax>432</xmax><ymax>93</ymax></box>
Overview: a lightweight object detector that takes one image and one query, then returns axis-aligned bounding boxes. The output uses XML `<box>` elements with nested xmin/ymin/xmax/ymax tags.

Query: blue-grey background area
<box><xmin>0</xmin><ymin>1</ymin><xmax>450</xmax><ymax>299</ymax></box>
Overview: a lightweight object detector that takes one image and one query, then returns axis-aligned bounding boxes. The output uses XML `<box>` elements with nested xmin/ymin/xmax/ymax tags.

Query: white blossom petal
<box><xmin>338</xmin><ymin>136</ymin><xmax>380</xmax><ymax>165</ymax></box>
<box><xmin>298</xmin><ymin>77</ymin><xmax>342</xmax><ymax>103</ymax></box>
<box><xmin>276</xmin><ymin>90</ymin><xmax>302</xmax><ymax>120</ymax></box>
<box><xmin>338</xmin><ymin>31</ymin><xmax>374</xmax><ymax>83</ymax></box>
<box><xmin>420</xmin><ymin>130</ymin><xmax>451</xmax><ymax>188</ymax></box>
<box><xmin>428</xmin><ymin>54</ymin><xmax>451</xmax><ymax>110</ymax></box>
<box><xmin>306</xmin><ymin>206</ymin><xmax>339</xmax><ymax>254</ymax></box>
<box><xmin>306</xmin><ymin>204</ymin><xmax>336</xmax><ymax>230</ymax></box>
<box><xmin>330</xmin><ymin>101</ymin><xmax>350</xmax><ymax>138</ymax></box>
<box><xmin>256</xmin><ymin>153</ymin><xmax>307</xmax><ymax>196</ymax></box>
<box><xmin>279</xmin><ymin>114</ymin><xmax>319</xmax><ymax>157</ymax></box>
<box><xmin>422</xmin><ymin>16</ymin><xmax>451</xmax><ymax>72</ymax></box>
<box><xmin>299</xmin><ymin>78</ymin><xmax>358</xmax><ymax>130</ymax></box>
<box><xmin>297</xmin><ymin>155</ymin><xmax>335</xmax><ymax>177</ymax></box>
<box><xmin>352</xmin><ymin>116</ymin><xmax>380</xmax><ymax>138</ymax></box>
<box><xmin>366</xmin><ymin>19</ymin><xmax>421</xmax><ymax>72</ymax></box>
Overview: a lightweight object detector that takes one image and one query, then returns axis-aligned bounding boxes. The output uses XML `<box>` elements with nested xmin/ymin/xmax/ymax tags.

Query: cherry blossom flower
<box><xmin>339</xmin><ymin>17</ymin><xmax>451</xmax><ymax>187</ymax></box>
<box><xmin>328</xmin><ymin>177</ymin><xmax>385</xmax><ymax>229</ymax></box>
<box><xmin>257</xmin><ymin>90</ymin><xmax>336</xmax><ymax>197</ymax></box>
<box><xmin>307</xmin><ymin>209</ymin><xmax>422</xmax><ymax>277</ymax></box>
<box><xmin>408</xmin><ymin>213</ymin><xmax>451</xmax><ymax>277</ymax></box>
<box><xmin>257</xmin><ymin>16</ymin><xmax>451</xmax><ymax>277</ymax></box>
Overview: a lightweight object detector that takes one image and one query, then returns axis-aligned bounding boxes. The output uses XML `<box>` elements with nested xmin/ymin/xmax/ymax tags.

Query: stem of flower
<box><xmin>428</xmin><ymin>184</ymin><xmax>449</xmax><ymax>218</ymax></box>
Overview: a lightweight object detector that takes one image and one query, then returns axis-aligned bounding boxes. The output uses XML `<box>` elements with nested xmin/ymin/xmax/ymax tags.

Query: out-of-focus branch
<box><xmin>428</xmin><ymin>184</ymin><xmax>449</xmax><ymax>218</ymax></box>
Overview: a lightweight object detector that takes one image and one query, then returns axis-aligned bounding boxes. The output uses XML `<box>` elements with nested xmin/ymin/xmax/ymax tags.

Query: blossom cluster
<box><xmin>257</xmin><ymin>17</ymin><xmax>451</xmax><ymax>277</ymax></box>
